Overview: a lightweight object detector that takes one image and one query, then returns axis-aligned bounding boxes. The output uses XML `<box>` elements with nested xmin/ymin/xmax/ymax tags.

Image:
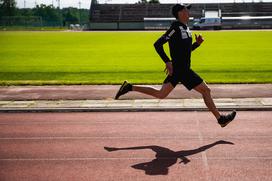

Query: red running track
<box><xmin>0</xmin><ymin>111</ymin><xmax>271</xmax><ymax>181</ymax></box>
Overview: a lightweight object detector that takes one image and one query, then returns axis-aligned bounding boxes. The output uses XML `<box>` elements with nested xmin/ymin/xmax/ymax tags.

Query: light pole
<box><xmin>56</xmin><ymin>0</ymin><xmax>62</xmax><ymax>27</ymax></box>
<box><xmin>56</xmin><ymin>0</ymin><xmax>60</xmax><ymax>9</ymax></box>
<box><xmin>79</xmin><ymin>1</ymin><xmax>81</xmax><ymax>25</ymax></box>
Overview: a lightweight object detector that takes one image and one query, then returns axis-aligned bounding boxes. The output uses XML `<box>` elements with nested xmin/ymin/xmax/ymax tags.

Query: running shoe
<box><xmin>115</xmin><ymin>81</ymin><xmax>132</xmax><ymax>100</ymax></box>
<box><xmin>218</xmin><ymin>111</ymin><xmax>236</xmax><ymax>128</ymax></box>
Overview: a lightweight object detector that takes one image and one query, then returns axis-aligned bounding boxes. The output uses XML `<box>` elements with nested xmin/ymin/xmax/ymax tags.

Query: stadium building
<box><xmin>89</xmin><ymin>1</ymin><xmax>272</xmax><ymax>30</ymax></box>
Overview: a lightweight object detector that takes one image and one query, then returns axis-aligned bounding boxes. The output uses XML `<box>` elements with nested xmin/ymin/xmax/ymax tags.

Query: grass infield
<box><xmin>0</xmin><ymin>30</ymin><xmax>271</xmax><ymax>85</ymax></box>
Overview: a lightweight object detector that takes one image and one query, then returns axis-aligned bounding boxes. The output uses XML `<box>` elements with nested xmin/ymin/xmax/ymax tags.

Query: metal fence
<box><xmin>0</xmin><ymin>16</ymin><xmax>64</xmax><ymax>28</ymax></box>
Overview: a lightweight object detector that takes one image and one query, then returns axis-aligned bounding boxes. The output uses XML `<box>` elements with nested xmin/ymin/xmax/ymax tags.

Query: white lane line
<box><xmin>0</xmin><ymin>136</ymin><xmax>201</xmax><ymax>140</ymax></box>
<box><xmin>0</xmin><ymin>157</ymin><xmax>195</xmax><ymax>161</ymax></box>
<box><xmin>0</xmin><ymin>122</ymin><xmax>126</xmax><ymax>125</ymax></box>
<box><xmin>1</xmin><ymin>157</ymin><xmax>272</xmax><ymax>161</ymax></box>
<box><xmin>1</xmin><ymin>136</ymin><xmax>272</xmax><ymax>140</ymax></box>
<box><xmin>207</xmin><ymin>157</ymin><xmax>272</xmax><ymax>160</ymax></box>
<box><xmin>196</xmin><ymin>119</ymin><xmax>211</xmax><ymax>181</ymax></box>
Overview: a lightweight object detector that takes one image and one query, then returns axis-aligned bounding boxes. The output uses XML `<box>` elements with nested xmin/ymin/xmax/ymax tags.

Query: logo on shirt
<box><xmin>179</xmin><ymin>26</ymin><xmax>192</xmax><ymax>39</ymax></box>
<box><xmin>166</xmin><ymin>29</ymin><xmax>175</xmax><ymax>40</ymax></box>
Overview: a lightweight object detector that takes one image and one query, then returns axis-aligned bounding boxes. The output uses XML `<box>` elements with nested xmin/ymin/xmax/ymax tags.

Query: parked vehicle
<box><xmin>193</xmin><ymin>17</ymin><xmax>222</xmax><ymax>30</ymax></box>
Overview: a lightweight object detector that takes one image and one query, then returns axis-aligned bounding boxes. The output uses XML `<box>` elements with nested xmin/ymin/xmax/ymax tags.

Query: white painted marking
<box><xmin>1</xmin><ymin>157</ymin><xmax>271</xmax><ymax>162</ymax></box>
<box><xmin>196</xmin><ymin>119</ymin><xmax>211</xmax><ymax>181</ymax></box>
<box><xmin>0</xmin><ymin>135</ymin><xmax>272</xmax><ymax>140</ymax></box>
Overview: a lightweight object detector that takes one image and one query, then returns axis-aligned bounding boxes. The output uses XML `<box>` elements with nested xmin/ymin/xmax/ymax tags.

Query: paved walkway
<box><xmin>0</xmin><ymin>84</ymin><xmax>271</xmax><ymax>112</ymax></box>
<box><xmin>0</xmin><ymin>98</ymin><xmax>272</xmax><ymax>112</ymax></box>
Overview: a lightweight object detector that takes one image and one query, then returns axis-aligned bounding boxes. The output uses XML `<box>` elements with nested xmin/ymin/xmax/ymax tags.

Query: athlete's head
<box><xmin>172</xmin><ymin>4</ymin><xmax>191</xmax><ymax>23</ymax></box>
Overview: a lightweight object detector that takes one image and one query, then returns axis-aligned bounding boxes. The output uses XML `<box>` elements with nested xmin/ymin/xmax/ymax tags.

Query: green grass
<box><xmin>0</xmin><ymin>30</ymin><xmax>271</xmax><ymax>85</ymax></box>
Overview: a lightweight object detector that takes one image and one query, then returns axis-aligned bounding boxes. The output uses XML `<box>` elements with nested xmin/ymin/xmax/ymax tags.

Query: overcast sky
<box><xmin>16</xmin><ymin>0</ymin><xmax>272</xmax><ymax>9</ymax></box>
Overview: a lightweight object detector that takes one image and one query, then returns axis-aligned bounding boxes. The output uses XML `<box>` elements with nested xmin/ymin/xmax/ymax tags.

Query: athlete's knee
<box><xmin>156</xmin><ymin>84</ymin><xmax>173</xmax><ymax>99</ymax></box>
<box><xmin>206</xmin><ymin>86</ymin><xmax>211</xmax><ymax>93</ymax></box>
<box><xmin>157</xmin><ymin>92</ymin><xmax>168</xmax><ymax>99</ymax></box>
<box><xmin>199</xmin><ymin>86</ymin><xmax>211</xmax><ymax>96</ymax></box>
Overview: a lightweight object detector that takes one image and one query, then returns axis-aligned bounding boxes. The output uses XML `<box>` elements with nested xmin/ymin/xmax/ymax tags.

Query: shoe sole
<box><xmin>220</xmin><ymin>120</ymin><xmax>233</xmax><ymax>128</ymax></box>
<box><xmin>115</xmin><ymin>81</ymin><xmax>128</xmax><ymax>100</ymax></box>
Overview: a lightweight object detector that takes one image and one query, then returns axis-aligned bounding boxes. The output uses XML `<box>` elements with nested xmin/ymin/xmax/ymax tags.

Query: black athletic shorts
<box><xmin>163</xmin><ymin>69</ymin><xmax>203</xmax><ymax>90</ymax></box>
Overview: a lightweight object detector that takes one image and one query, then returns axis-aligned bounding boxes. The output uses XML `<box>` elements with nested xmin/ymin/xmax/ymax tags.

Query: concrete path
<box><xmin>0</xmin><ymin>98</ymin><xmax>272</xmax><ymax>112</ymax></box>
<box><xmin>0</xmin><ymin>111</ymin><xmax>271</xmax><ymax>181</ymax></box>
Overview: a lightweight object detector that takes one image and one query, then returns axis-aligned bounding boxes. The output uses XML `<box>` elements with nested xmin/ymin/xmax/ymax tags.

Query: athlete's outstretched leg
<box><xmin>115</xmin><ymin>81</ymin><xmax>174</xmax><ymax>100</ymax></box>
<box><xmin>194</xmin><ymin>82</ymin><xmax>220</xmax><ymax>119</ymax></box>
<box><xmin>194</xmin><ymin>82</ymin><xmax>236</xmax><ymax>127</ymax></box>
<box><xmin>132</xmin><ymin>82</ymin><xmax>174</xmax><ymax>99</ymax></box>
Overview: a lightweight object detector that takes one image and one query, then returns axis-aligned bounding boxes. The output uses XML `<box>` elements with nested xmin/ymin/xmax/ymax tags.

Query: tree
<box><xmin>149</xmin><ymin>0</ymin><xmax>160</xmax><ymax>3</ymax></box>
<box><xmin>91</xmin><ymin>0</ymin><xmax>99</xmax><ymax>4</ymax></box>
<box><xmin>137</xmin><ymin>0</ymin><xmax>148</xmax><ymax>4</ymax></box>
<box><xmin>0</xmin><ymin>0</ymin><xmax>17</xmax><ymax>17</ymax></box>
<box><xmin>20</xmin><ymin>8</ymin><xmax>33</xmax><ymax>16</ymax></box>
<box><xmin>33</xmin><ymin>4</ymin><xmax>60</xmax><ymax>21</ymax></box>
<box><xmin>136</xmin><ymin>0</ymin><xmax>159</xmax><ymax>4</ymax></box>
<box><xmin>62</xmin><ymin>8</ymin><xmax>79</xmax><ymax>25</ymax></box>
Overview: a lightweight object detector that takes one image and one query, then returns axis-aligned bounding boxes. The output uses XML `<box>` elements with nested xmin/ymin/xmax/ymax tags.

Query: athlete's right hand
<box><xmin>164</xmin><ymin>62</ymin><xmax>173</xmax><ymax>76</ymax></box>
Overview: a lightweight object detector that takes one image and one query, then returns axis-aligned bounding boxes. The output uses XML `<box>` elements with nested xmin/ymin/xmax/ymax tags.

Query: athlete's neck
<box><xmin>178</xmin><ymin>19</ymin><xmax>188</xmax><ymax>26</ymax></box>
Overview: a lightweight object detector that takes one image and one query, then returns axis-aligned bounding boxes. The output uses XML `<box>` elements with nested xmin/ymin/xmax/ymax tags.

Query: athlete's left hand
<box><xmin>195</xmin><ymin>34</ymin><xmax>204</xmax><ymax>45</ymax></box>
<box><xmin>164</xmin><ymin>62</ymin><xmax>173</xmax><ymax>76</ymax></box>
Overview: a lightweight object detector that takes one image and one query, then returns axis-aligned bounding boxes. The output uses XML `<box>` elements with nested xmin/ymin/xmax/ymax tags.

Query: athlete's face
<box><xmin>178</xmin><ymin>8</ymin><xmax>190</xmax><ymax>23</ymax></box>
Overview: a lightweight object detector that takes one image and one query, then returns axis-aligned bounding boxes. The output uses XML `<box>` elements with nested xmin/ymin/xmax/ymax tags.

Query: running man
<box><xmin>115</xmin><ymin>4</ymin><xmax>236</xmax><ymax>127</ymax></box>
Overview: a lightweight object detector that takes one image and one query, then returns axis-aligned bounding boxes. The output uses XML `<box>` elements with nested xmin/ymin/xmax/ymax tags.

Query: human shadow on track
<box><xmin>104</xmin><ymin>140</ymin><xmax>234</xmax><ymax>175</ymax></box>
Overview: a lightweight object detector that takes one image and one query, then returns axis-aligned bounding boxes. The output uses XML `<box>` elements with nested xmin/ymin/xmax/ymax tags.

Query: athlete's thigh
<box><xmin>194</xmin><ymin>81</ymin><xmax>209</xmax><ymax>94</ymax></box>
